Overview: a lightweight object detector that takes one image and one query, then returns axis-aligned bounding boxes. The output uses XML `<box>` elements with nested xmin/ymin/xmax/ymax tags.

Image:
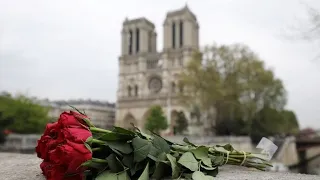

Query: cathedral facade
<box><xmin>115</xmin><ymin>6</ymin><xmax>201</xmax><ymax>135</ymax></box>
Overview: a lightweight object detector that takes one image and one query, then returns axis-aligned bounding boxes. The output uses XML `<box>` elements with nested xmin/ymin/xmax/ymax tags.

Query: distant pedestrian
<box><xmin>3</xmin><ymin>129</ymin><xmax>12</xmax><ymax>135</ymax></box>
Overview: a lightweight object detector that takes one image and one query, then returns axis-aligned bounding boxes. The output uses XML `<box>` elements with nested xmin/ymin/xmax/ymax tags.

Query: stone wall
<box><xmin>0</xmin><ymin>153</ymin><xmax>318</xmax><ymax>180</ymax></box>
<box><xmin>1</xmin><ymin>134</ymin><xmax>40</xmax><ymax>153</ymax></box>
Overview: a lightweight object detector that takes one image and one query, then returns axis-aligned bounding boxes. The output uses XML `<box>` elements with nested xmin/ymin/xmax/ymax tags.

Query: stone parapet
<box><xmin>0</xmin><ymin>153</ymin><xmax>318</xmax><ymax>180</ymax></box>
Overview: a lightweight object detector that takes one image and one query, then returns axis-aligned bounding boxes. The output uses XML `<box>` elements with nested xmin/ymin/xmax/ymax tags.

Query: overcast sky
<box><xmin>1</xmin><ymin>0</ymin><xmax>320</xmax><ymax>129</ymax></box>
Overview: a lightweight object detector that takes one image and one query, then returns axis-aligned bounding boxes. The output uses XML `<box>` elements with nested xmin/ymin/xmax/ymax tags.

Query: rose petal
<box><xmin>61</xmin><ymin>127</ymin><xmax>92</xmax><ymax>143</ymax></box>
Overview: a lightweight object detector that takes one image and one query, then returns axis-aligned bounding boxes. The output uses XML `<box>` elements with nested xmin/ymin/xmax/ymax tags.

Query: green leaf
<box><xmin>69</xmin><ymin>105</ymin><xmax>86</xmax><ymax>116</ymax></box>
<box><xmin>178</xmin><ymin>152</ymin><xmax>199</xmax><ymax>171</ymax></box>
<box><xmin>171</xmin><ymin>150</ymin><xmax>180</xmax><ymax>158</ymax></box>
<box><xmin>166</xmin><ymin>154</ymin><xmax>180</xmax><ymax>179</ymax></box>
<box><xmin>149</xmin><ymin>146</ymin><xmax>159</xmax><ymax>157</ymax></box>
<box><xmin>81</xmin><ymin>160</ymin><xmax>106</xmax><ymax>169</ymax></box>
<box><xmin>192</xmin><ymin>171</ymin><xmax>206</xmax><ymax>180</ymax></box>
<box><xmin>110</xmin><ymin>147</ymin><xmax>123</xmax><ymax>157</ymax></box>
<box><xmin>152</xmin><ymin>161</ymin><xmax>171</xmax><ymax>180</ymax></box>
<box><xmin>192</xmin><ymin>171</ymin><xmax>214</xmax><ymax>180</ymax></box>
<box><xmin>113</xmin><ymin>126</ymin><xmax>136</xmax><ymax>136</ymax></box>
<box><xmin>147</xmin><ymin>153</ymin><xmax>170</xmax><ymax>166</ymax></box>
<box><xmin>192</xmin><ymin>146</ymin><xmax>209</xmax><ymax>160</ymax></box>
<box><xmin>138</xmin><ymin>163</ymin><xmax>149</xmax><ymax>180</ymax></box>
<box><xmin>96</xmin><ymin>170</ymin><xmax>130</xmax><ymax>180</ymax></box>
<box><xmin>147</xmin><ymin>154</ymin><xmax>158</xmax><ymax>162</ymax></box>
<box><xmin>122</xmin><ymin>155</ymin><xmax>134</xmax><ymax>169</ymax></box>
<box><xmin>158</xmin><ymin>152</ymin><xmax>167</xmax><ymax>161</ymax></box>
<box><xmin>132</xmin><ymin>137</ymin><xmax>152</xmax><ymax>162</ymax></box>
<box><xmin>183</xmin><ymin>137</ymin><xmax>196</xmax><ymax>147</ymax></box>
<box><xmin>133</xmin><ymin>161</ymin><xmax>147</xmax><ymax>175</ymax></box>
<box><xmin>106</xmin><ymin>154</ymin><xmax>124</xmax><ymax>173</ymax></box>
<box><xmin>82</xmin><ymin>117</ymin><xmax>95</xmax><ymax>127</ymax></box>
<box><xmin>201</xmin><ymin>157</ymin><xmax>212</xmax><ymax>167</ymax></box>
<box><xmin>217</xmin><ymin>144</ymin><xmax>234</xmax><ymax>152</ymax></box>
<box><xmin>104</xmin><ymin>141</ymin><xmax>132</xmax><ymax>154</ymax></box>
<box><xmin>151</xmin><ymin>134</ymin><xmax>170</xmax><ymax>155</ymax></box>
<box><xmin>139</xmin><ymin>131</ymin><xmax>153</xmax><ymax>140</ymax></box>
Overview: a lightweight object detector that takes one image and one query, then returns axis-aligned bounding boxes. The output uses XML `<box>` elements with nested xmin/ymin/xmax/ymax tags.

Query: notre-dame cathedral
<box><xmin>115</xmin><ymin>6</ymin><xmax>210</xmax><ymax>135</ymax></box>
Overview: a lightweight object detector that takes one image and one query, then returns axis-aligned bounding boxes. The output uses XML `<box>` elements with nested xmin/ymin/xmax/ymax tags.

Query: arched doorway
<box><xmin>122</xmin><ymin>113</ymin><xmax>137</xmax><ymax>130</ymax></box>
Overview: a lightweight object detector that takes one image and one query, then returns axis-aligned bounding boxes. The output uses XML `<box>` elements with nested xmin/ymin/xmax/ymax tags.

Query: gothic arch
<box><xmin>123</xmin><ymin>113</ymin><xmax>137</xmax><ymax>130</ymax></box>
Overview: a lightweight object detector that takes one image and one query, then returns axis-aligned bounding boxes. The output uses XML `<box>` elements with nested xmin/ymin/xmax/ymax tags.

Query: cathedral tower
<box><xmin>121</xmin><ymin>17</ymin><xmax>157</xmax><ymax>56</ymax></box>
<box><xmin>163</xmin><ymin>5</ymin><xmax>199</xmax><ymax>51</ymax></box>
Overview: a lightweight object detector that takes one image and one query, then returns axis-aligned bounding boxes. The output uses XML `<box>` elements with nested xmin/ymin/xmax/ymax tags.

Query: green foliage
<box><xmin>215</xmin><ymin>118</ymin><xmax>249</xmax><ymax>136</ymax></box>
<box><xmin>144</xmin><ymin>105</ymin><xmax>168</xmax><ymax>134</ymax></box>
<box><xmin>174</xmin><ymin>111</ymin><xmax>188</xmax><ymax>135</ymax></box>
<box><xmin>250</xmin><ymin>106</ymin><xmax>300</xmax><ymax>144</ymax></box>
<box><xmin>0</xmin><ymin>93</ymin><xmax>49</xmax><ymax>134</ymax></box>
<box><xmin>179</xmin><ymin>43</ymin><xmax>291</xmax><ymax>135</ymax></box>
<box><xmin>178</xmin><ymin>152</ymin><xmax>198</xmax><ymax>171</ymax></box>
<box><xmin>281</xmin><ymin>110</ymin><xmax>300</xmax><ymax>134</ymax></box>
<box><xmin>84</xmin><ymin>126</ymin><xmax>272</xmax><ymax>180</ymax></box>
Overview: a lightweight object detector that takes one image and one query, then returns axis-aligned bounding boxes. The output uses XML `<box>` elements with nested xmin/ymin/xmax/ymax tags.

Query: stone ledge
<box><xmin>0</xmin><ymin>153</ymin><xmax>318</xmax><ymax>180</ymax></box>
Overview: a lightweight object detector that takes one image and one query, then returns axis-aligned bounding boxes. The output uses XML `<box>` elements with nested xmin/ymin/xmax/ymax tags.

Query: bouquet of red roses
<box><xmin>36</xmin><ymin>111</ymin><xmax>93</xmax><ymax>179</ymax></box>
<box><xmin>36</xmin><ymin>110</ymin><xmax>274</xmax><ymax>180</ymax></box>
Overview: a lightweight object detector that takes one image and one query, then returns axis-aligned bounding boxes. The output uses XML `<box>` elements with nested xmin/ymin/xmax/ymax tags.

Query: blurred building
<box><xmin>37</xmin><ymin>99</ymin><xmax>116</xmax><ymax>129</ymax></box>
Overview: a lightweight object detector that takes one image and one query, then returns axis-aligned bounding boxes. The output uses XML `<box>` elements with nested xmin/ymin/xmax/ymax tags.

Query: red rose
<box><xmin>44</xmin><ymin>122</ymin><xmax>60</xmax><ymax>136</ymax></box>
<box><xmin>61</xmin><ymin>127</ymin><xmax>92</xmax><ymax>143</ymax></box>
<box><xmin>40</xmin><ymin>161</ymin><xmax>84</xmax><ymax>180</ymax></box>
<box><xmin>49</xmin><ymin>140</ymin><xmax>92</xmax><ymax>174</ymax></box>
<box><xmin>36</xmin><ymin>122</ymin><xmax>63</xmax><ymax>160</ymax></box>
<box><xmin>37</xmin><ymin>111</ymin><xmax>93</xmax><ymax>179</ymax></box>
<box><xmin>58</xmin><ymin>111</ymin><xmax>89</xmax><ymax>128</ymax></box>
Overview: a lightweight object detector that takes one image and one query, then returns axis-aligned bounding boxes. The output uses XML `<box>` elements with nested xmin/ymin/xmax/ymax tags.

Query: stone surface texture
<box><xmin>0</xmin><ymin>153</ymin><xmax>319</xmax><ymax>180</ymax></box>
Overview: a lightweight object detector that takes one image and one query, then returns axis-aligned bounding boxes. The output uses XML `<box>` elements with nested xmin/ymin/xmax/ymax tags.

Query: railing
<box><xmin>0</xmin><ymin>134</ymin><xmax>40</xmax><ymax>153</ymax></box>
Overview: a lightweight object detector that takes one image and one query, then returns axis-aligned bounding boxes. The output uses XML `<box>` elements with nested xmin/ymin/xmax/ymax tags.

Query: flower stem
<box><xmin>90</xmin><ymin>127</ymin><xmax>113</xmax><ymax>133</ymax></box>
<box><xmin>91</xmin><ymin>138</ymin><xmax>106</xmax><ymax>145</ymax></box>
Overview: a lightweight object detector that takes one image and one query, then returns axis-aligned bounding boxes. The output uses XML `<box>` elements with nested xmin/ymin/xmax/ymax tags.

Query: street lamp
<box><xmin>157</xmin><ymin>59</ymin><xmax>172</xmax><ymax>134</ymax></box>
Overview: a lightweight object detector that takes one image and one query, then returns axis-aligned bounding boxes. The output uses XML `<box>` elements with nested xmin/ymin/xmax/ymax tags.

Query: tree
<box><xmin>179</xmin><ymin>43</ymin><xmax>287</xmax><ymax>135</ymax></box>
<box><xmin>280</xmin><ymin>110</ymin><xmax>300</xmax><ymax>135</ymax></box>
<box><xmin>174</xmin><ymin>111</ymin><xmax>188</xmax><ymax>135</ymax></box>
<box><xmin>144</xmin><ymin>105</ymin><xmax>168</xmax><ymax>134</ymax></box>
<box><xmin>0</xmin><ymin>93</ymin><xmax>50</xmax><ymax>135</ymax></box>
<box><xmin>215</xmin><ymin>117</ymin><xmax>249</xmax><ymax>136</ymax></box>
<box><xmin>250</xmin><ymin>106</ymin><xmax>300</xmax><ymax>144</ymax></box>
